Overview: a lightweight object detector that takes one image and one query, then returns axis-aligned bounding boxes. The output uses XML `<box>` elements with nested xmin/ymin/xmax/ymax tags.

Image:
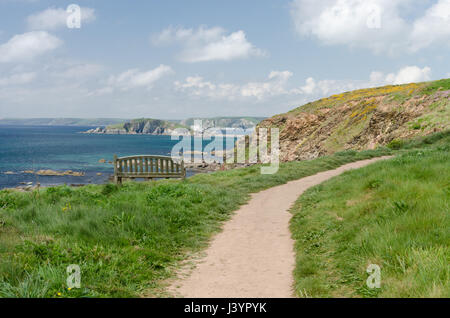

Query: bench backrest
<box><xmin>113</xmin><ymin>155</ymin><xmax>185</xmax><ymax>179</ymax></box>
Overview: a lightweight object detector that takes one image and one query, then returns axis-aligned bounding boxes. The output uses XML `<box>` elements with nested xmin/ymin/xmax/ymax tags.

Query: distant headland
<box><xmin>83</xmin><ymin>117</ymin><xmax>265</xmax><ymax>135</ymax></box>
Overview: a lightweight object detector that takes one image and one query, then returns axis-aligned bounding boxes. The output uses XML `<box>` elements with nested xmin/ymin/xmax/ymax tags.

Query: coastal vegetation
<box><xmin>259</xmin><ymin>78</ymin><xmax>450</xmax><ymax>161</ymax></box>
<box><xmin>0</xmin><ymin>76</ymin><xmax>448</xmax><ymax>297</ymax></box>
<box><xmin>0</xmin><ymin>131</ymin><xmax>448</xmax><ymax>297</ymax></box>
<box><xmin>290</xmin><ymin>131</ymin><xmax>449</xmax><ymax>297</ymax></box>
<box><xmin>0</xmin><ymin>146</ymin><xmax>394</xmax><ymax>297</ymax></box>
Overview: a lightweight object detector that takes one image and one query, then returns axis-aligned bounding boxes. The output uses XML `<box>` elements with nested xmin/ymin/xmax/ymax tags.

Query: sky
<box><xmin>0</xmin><ymin>0</ymin><xmax>449</xmax><ymax>119</ymax></box>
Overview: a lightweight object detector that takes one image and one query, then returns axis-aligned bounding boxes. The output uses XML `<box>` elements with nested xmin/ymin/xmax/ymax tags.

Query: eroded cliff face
<box><xmin>84</xmin><ymin>117</ymin><xmax>264</xmax><ymax>135</ymax></box>
<box><xmin>259</xmin><ymin>80</ymin><xmax>450</xmax><ymax>162</ymax></box>
<box><xmin>180</xmin><ymin>117</ymin><xmax>264</xmax><ymax>130</ymax></box>
<box><xmin>123</xmin><ymin>119</ymin><xmax>173</xmax><ymax>134</ymax></box>
<box><xmin>84</xmin><ymin>119</ymin><xmax>184</xmax><ymax>135</ymax></box>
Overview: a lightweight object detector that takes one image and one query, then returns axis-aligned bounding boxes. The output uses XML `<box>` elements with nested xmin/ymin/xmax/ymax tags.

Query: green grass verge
<box><xmin>0</xmin><ymin>146</ymin><xmax>395</xmax><ymax>297</ymax></box>
<box><xmin>290</xmin><ymin>132</ymin><xmax>449</xmax><ymax>297</ymax></box>
<box><xmin>422</xmin><ymin>78</ymin><xmax>450</xmax><ymax>95</ymax></box>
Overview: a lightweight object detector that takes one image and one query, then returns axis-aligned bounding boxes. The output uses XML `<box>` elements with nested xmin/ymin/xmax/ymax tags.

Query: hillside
<box><xmin>84</xmin><ymin>118</ymin><xmax>188</xmax><ymax>135</ymax></box>
<box><xmin>0</xmin><ymin>142</ymin><xmax>393</xmax><ymax>297</ymax></box>
<box><xmin>290</xmin><ymin>131</ymin><xmax>449</xmax><ymax>297</ymax></box>
<box><xmin>259</xmin><ymin>79</ymin><xmax>450</xmax><ymax>161</ymax></box>
<box><xmin>1</xmin><ymin>132</ymin><xmax>447</xmax><ymax>297</ymax></box>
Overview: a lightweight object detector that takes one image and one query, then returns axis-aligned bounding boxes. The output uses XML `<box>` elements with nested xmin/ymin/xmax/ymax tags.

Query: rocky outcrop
<box><xmin>85</xmin><ymin>117</ymin><xmax>265</xmax><ymax>135</ymax></box>
<box><xmin>259</xmin><ymin>80</ymin><xmax>450</xmax><ymax>162</ymax></box>
<box><xmin>84</xmin><ymin>118</ymin><xmax>187</xmax><ymax>135</ymax></box>
<box><xmin>180</xmin><ymin>117</ymin><xmax>264</xmax><ymax>130</ymax></box>
<box><xmin>3</xmin><ymin>170</ymin><xmax>85</xmax><ymax>176</ymax></box>
<box><xmin>35</xmin><ymin>170</ymin><xmax>85</xmax><ymax>176</ymax></box>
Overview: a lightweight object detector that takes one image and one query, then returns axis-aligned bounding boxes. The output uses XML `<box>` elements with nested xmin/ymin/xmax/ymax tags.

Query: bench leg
<box><xmin>114</xmin><ymin>176</ymin><xmax>122</xmax><ymax>185</ymax></box>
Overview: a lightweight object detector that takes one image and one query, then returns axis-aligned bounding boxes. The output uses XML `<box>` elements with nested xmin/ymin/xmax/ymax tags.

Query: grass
<box><xmin>290</xmin><ymin>131</ymin><xmax>450</xmax><ymax>297</ymax></box>
<box><xmin>1</xmin><ymin>131</ymin><xmax>448</xmax><ymax>298</ymax></box>
<box><xmin>0</xmin><ymin>146</ymin><xmax>394</xmax><ymax>298</ymax></box>
<box><xmin>422</xmin><ymin>78</ymin><xmax>450</xmax><ymax>95</ymax></box>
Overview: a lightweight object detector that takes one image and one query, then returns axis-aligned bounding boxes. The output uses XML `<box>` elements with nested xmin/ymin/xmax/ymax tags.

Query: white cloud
<box><xmin>174</xmin><ymin>70</ymin><xmax>372</xmax><ymax>101</ymax></box>
<box><xmin>290</xmin><ymin>0</ymin><xmax>450</xmax><ymax>54</ymax></box>
<box><xmin>100</xmin><ymin>64</ymin><xmax>173</xmax><ymax>93</ymax></box>
<box><xmin>57</xmin><ymin>63</ymin><xmax>103</xmax><ymax>79</ymax></box>
<box><xmin>0</xmin><ymin>31</ymin><xmax>62</xmax><ymax>63</ymax></box>
<box><xmin>87</xmin><ymin>65</ymin><xmax>173</xmax><ymax>96</ymax></box>
<box><xmin>383</xmin><ymin>66</ymin><xmax>432</xmax><ymax>84</ymax></box>
<box><xmin>299</xmin><ymin>77</ymin><xmax>316</xmax><ymax>94</ymax></box>
<box><xmin>87</xmin><ymin>86</ymin><xmax>114</xmax><ymax>97</ymax></box>
<box><xmin>153</xmin><ymin>26</ymin><xmax>224</xmax><ymax>45</ymax></box>
<box><xmin>0</xmin><ymin>72</ymin><xmax>36</xmax><ymax>86</ymax></box>
<box><xmin>284</xmin><ymin>65</ymin><xmax>433</xmax><ymax>98</ymax></box>
<box><xmin>409</xmin><ymin>0</ymin><xmax>450</xmax><ymax>52</ymax></box>
<box><xmin>175</xmin><ymin>71</ymin><xmax>294</xmax><ymax>100</ymax></box>
<box><xmin>241</xmin><ymin>71</ymin><xmax>293</xmax><ymax>99</ymax></box>
<box><xmin>369</xmin><ymin>71</ymin><xmax>385</xmax><ymax>83</ymax></box>
<box><xmin>174</xmin><ymin>76</ymin><xmax>239</xmax><ymax>99</ymax></box>
<box><xmin>153</xmin><ymin>26</ymin><xmax>267</xmax><ymax>62</ymax></box>
<box><xmin>27</xmin><ymin>7</ymin><xmax>96</xmax><ymax>30</ymax></box>
<box><xmin>297</xmin><ymin>66</ymin><xmax>432</xmax><ymax>98</ymax></box>
<box><xmin>293</xmin><ymin>77</ymin><xmax>362</xmax><ymax>96</ymax></box>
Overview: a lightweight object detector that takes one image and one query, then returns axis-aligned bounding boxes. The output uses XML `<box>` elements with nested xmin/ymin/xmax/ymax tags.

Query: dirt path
<box><xmin>170</xmin><ymin>156</ymin><xmax>392</xmax><ymax>298</ymax></box>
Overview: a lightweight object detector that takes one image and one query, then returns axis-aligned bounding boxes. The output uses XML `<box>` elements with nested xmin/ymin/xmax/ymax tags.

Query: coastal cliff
<box><xmin>84</xmin><ymin>117</ymin><xmax>264</xmax><ymax>135</ymax></box>
<box><xmin>259</xmin><ymin>79</ymin><xmax>450</xmax><ymax>162</ymax></box>
<box><xmin>180</xmin><ymin>117</ymin><xmax>265</xmax><ymax>130</ymax></box>
<box><xmin>84</xmin><ymin>118</ymin><xmax>188</xmax><ymax>135</ymax></box>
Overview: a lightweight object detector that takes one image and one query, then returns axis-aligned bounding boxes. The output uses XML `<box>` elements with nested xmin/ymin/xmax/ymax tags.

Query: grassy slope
<box><xmin>259</xmin><ymin>78</ymin><xmax>450</xmax><ymax>159</ymax></box>
<box><xmin>290</xmin><ymin>131</ymin><xmax>449</xmax><ymax>297</ymax></box>
<box><xmin>0</xmin><ymin>147</ymin><xmax>394</xmax><ymax>297</ymax></box>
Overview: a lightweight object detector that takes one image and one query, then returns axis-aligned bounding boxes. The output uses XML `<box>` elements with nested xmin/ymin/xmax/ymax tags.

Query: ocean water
<box><xmin>0</xmin><ymin>125</ymin><xmax>233</xmax><ymax>189</ymax></box>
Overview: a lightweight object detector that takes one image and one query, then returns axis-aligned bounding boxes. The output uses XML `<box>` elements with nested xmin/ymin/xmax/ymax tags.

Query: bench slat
<box><xmin>114</xmin><ymin>155</ymin><xmax>185</xmax><ymax>184</ymax></box>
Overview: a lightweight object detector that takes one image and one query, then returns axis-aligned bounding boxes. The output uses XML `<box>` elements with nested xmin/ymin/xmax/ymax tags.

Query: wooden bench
<box><xmin>113</xmin><ymin>155</ymin><xmax>185</xmax><ymax>184</ymax></box>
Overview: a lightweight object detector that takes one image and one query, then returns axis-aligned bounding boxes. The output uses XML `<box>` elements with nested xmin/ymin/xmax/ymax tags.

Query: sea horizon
<box><xmin>0</xmin><ymin>125</ymin><xmax>235</xmax><ymax>189</ymax></box>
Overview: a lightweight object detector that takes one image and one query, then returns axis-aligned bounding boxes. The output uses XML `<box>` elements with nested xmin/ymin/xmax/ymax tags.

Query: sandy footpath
<box><xmin>170</xmin><ymin>156</ymin><xmax>392</xmax><ymax>298</ymax></box>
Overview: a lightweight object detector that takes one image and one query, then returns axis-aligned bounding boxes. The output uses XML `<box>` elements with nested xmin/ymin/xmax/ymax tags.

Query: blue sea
<box><xmin>0</xmin><ymin>125</ymin><xmax>233</xmax><ymax>189</ymax></box>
